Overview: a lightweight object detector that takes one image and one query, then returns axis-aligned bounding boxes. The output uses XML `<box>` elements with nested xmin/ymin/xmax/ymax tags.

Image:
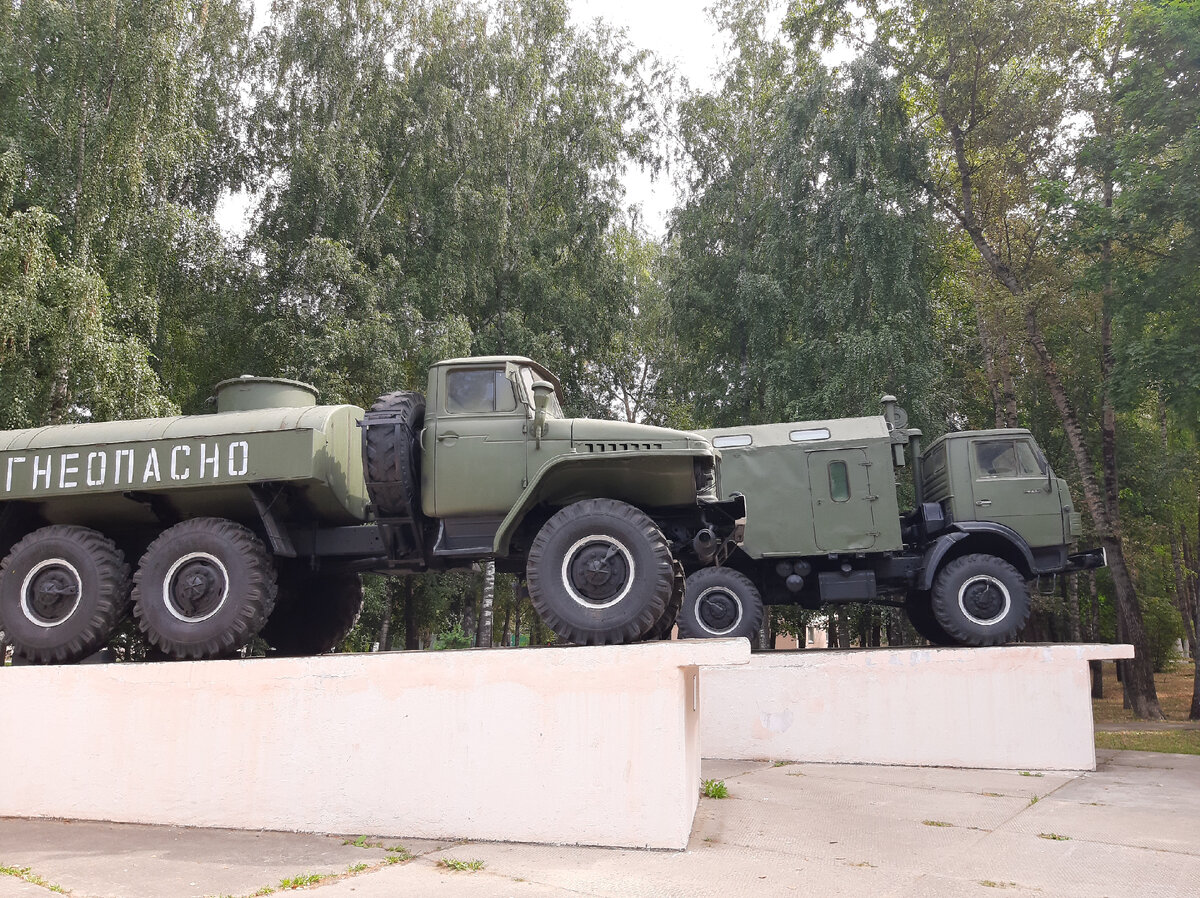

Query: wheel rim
<box><xmin>560</xmin><ymin>535</ymin><xmax>635</xmax><ymax>610</ymax></box>
<box><xmin>162</xmin><ymin>552</ymin><xmax>230</xmax><ymax>623</ymax></box>
<box><xmin>695</xmin><ymin>585</ymin><xmax>743</xmax><ymax>636</ymax></box>
<box><xmin>20</xmin><ymin>559</ymin><xmax>83</xmax><ymax>628</ymax></box>
<box><xmin>957</xmin><ymin>574</ymin><xmax>1011</xmax><ymax>626</ymax></box>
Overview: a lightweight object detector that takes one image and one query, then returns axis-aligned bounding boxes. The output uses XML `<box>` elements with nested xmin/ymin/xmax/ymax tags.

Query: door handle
<box><xmin>975</xmin><ymin>499</ymin><xmax>992</xmax><ymax>507</ymax></box>
<box><xmin>438</xmin><ymin>431</ymin><xmax>459</xmax><ymax>444</ymax></box>
<box><xmin>1024</xmin><ymin>489</ymin><xmax>1043</xmax><ymax>494</ymax></box>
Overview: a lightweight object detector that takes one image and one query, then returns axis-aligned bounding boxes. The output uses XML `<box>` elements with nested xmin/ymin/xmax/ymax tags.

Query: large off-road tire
<box><xmin>363</xmin><ymin>391</ymin><xmax>425</xmax><ymax>520</ymax></box>
<box><xmin>930</xmin><ymin>553</ymin><xmax>1031</xmax><ymax>647</ymax></box>
<box><xmin>904</xmin><ymin>590</ymin><xmax>955</xmax><ymax>646</ymax></box>
<box><xmin>0</xmin><ymin>525</ymin><xmax>130</xmax><ymax>664</ymax></box>
<box><xmin>641</xmin><ymin>561</ymin><xmax>685</xmax><ymax>641</ymax></box>
<box><xmin>677</xmin><ymin>566</ymin><xmax>764</xmax><ymax>640</ymax></box>
<box><xmin>132</xmin><ymin>518</ymin><xmax>277</xmax><ymax>660</ymax></box>
<box><xmin>259</xmin><ymin>565</ymin><xmax>364</xmax><ymax>656</ymax></box>
<box><xmin>526</xmin><ymin>499</ymin><xmax>673</xmax><ymax>646</ymax></box>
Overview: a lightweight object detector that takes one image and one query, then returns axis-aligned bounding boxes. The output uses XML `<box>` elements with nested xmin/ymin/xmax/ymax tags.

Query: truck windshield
<box><xmin>519</xmin><ymin>367</ymin><xmax>564</xmax><ymax>418</ymax></box>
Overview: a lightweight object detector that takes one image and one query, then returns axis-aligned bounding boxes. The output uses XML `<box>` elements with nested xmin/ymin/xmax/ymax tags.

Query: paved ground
<box><xmin>2</xmin><ymin>750</ymin><xmax>1197</xmax><ymax>898</ymax></box>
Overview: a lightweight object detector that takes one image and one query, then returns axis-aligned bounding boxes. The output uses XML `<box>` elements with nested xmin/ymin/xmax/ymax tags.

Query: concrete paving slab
<box><xmin>936</xmin><ymin>828</ymin><xmax>1200</xmax><ymax>898</ymax></box>
<box><xmin>0</xmin><ymin>875</ymin><xmax>53</xmax><ymax>898</ymax></box>
<box><xmin>0</xmin><ymin>818</ymin><xmax>394</xmax><ymax>898</ymax></box>
<box><xmin>1</xmin><ymin>752</ymin><xmax>1196</xmax><ymax>898</ymax></box>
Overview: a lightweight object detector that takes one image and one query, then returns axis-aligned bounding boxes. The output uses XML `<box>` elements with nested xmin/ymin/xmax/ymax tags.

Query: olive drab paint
<box><xmin>2</xmin><ymin>440</ymin><xmax>251</xmax><ymax>497</ymax></box>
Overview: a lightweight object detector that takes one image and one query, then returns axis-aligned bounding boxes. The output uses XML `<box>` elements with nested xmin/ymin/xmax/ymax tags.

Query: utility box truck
<box><xmin>0</xmin><ymin>356</ymin><xmax>742</xmax><ymax>663</ymax></box>
<box><xmin>684</xmin><ymin>397</ymin><xmax>1105</xmax><ymax>646</ymax></box>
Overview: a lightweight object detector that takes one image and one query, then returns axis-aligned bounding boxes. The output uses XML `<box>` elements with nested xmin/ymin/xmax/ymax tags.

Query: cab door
<box><xmin>428</xmin><ymin>366</ymin><xmax>528</xmax><ymax>518</ymax></box>
<box><xmin>968</xmin><ymin>437</ymin><xmax>1063</xmax><ymax>547</ymax></box>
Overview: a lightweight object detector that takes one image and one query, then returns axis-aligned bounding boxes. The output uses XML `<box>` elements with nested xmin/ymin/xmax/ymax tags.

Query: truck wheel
<box><xmin>904</xmin><ymin>591</ymin><xmax>955</xmax><ymax>646</ymax></box>
<box><xmin>527</xmin><ymin>499</ymin><xmax>673</xmax><ymax>645</ymax></box>
<box><xmin>132</xmin><ymin>518</ymin><xmax>277</xmax><ymax>660</ymax></box>
<box><xmin>0</xmin><ymin>526</ymin><xmax>130</xmax><ymax>664</ymax></box>
<box><xmin>930</xmin><ymin>554</ymin><xmax>1030</xmax><ymax>646</ymax></box>
<box><xmin>642</xmin><ymin>561</ymin><xmax>685</xmax><ymax>641</ymax></box>
<box><xmin>259</xmin><ymin>566</ymin><xmax>364</xmax><ymax>656</ymax></box>
<box><xmin>363</xmin><ymin>391</ymin><xmax>425</xmax><ymax>521</ymax></box>
<box><xmin>677</xmin><ymin>566</ymin><xmax>764</xmax><ymax>640</ymax></box>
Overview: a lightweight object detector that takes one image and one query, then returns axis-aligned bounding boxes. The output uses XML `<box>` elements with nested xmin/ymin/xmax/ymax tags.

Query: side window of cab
<box><xmin>974</xmin><ymin>439</ymin><xmax>1046</xmax><ymax>478</ymax></box>
<box><xmin>445</xmin><ymin>368</ymin><xmax>518</xmax><ymax>414</ymax></box>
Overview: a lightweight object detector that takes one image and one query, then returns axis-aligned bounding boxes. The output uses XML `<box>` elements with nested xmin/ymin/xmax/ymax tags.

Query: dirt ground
<box><xmin>1091</xmin><ymin>660</ymin><xmax>1197</xmax><ymax>723</ymax></box>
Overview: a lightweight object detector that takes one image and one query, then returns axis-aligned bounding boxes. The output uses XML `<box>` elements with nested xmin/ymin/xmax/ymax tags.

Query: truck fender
<box><xmin>917</xmin><ymin>522</ymin><xmax>1038</xmax><ymax>591</ymax></box>
<box><xmin>917</xmin><ymin>532</ymin><xmax>968</xmax><ymax>592</ymax></box>
<box><xmin>491</xmin><ymin>449</ymin><xmax>707</xmax><ymax>556</ymax></box>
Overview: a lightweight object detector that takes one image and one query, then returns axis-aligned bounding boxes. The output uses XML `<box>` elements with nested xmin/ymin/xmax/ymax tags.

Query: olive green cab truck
<box><xmin>681</xmin><ymin>397</ymin><xmax>1105</xmax><ymax>647</ymax></box>
<box><xmin>0</xmin><ymin>356</ymin><xmax>742</xmax><ymax>663</ymax></box>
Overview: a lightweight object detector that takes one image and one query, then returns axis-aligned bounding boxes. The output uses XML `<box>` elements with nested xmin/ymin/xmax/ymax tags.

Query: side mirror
<box><xmin>531</xmin><ymin>380</ymin><xmax>555</xmax><ymax>448</ymax></box>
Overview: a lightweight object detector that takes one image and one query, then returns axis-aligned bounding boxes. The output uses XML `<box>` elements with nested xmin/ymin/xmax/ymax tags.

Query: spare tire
<box><xmin>363</xmin><ymin>391</ymin><xmax>425</xmax><ymax>521</ymax></box>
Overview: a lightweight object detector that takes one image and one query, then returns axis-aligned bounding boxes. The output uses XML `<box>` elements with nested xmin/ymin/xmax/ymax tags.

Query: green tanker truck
<box><xmin>0</xmin><ymin>356</ymin><xmax>743</xmax><ymax>663</ymax></box>
<box><xmin>679</xmin><ymin>397</ymin><xmax>1105</xmax><ymax>646</ymax></box>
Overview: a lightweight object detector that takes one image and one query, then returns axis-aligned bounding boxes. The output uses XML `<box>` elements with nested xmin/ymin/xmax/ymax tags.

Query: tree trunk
<box><xmin>1065</xmin><ymin>574</ymin><xmax>1081</xmax><ymax>643</ymax></box>
<box><xmin>478</xmin><ymin>561</ymin><xmax>495</xmax><ymax>648</ymax></box>
<box><xmin>500</xmin><ymin>602</ymin><xmax>512</xmax><ymax>649</ymax></box>
<box><xmin>403</xmin><ymin>578</ymin><xmax>418</xmax><ymax>650</ymax></box>
<box><xmin>513</xmin><ymin>580</ymin><xmax>524</xmax><ymax>648</ymax></box>
<box><xmin>377</xmin><ymin>583</ymin><xmax>392</xmax><ymax>652</ymax></box>
<box><xmin>1024</xmin><ymin>305</ymin><xmax>1163</xmax><ymax>719</ymax></box>
<box><xmin>836</xmin><ymin>608</ymin><xmax>851</xmax><ymax>649</ymax></box>
<box><xmin>1090</xmin><ymin>660</ymin><xmax>1104</xmax><ymax>699</ymax></box>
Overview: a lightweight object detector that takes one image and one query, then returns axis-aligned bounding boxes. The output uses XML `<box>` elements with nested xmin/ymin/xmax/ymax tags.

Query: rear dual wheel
<box><xmin>132</xmin><ymin>517</ymin><xmax>277</xmax><ymax>660</ymax></box>
<box><xmin>0</xmin><ymin>525</ymin><xmax>131</xmax><ymax>664</ymax></box>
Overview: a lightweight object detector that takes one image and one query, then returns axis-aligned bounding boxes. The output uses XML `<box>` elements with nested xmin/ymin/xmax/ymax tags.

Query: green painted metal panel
<box><xmin>0</xmin><ymin>405</ymin><xmax>369</xmax><ymax>525</ymax></box>
<box><xmin>700</xmin><ymin>416</ymin><xmax>905</xmax><ymax>558</ymax></box>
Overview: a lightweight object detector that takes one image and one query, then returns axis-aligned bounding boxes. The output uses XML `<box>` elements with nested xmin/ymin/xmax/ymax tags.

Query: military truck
<box><xmin>0</xmin><ymin>356</ymin><xmax>742</xmax><ymax>664</ymax></box>
<box><xmin>679</xmin><ymin>398</ymin><xmax>1105</xmax><ymax>647</ymax></box>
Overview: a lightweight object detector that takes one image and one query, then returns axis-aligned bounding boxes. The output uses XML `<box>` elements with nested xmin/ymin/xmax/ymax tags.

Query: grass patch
<box><xmin>347</xmin><ymin>862</ymin><xmax>369</xmax><ymax>873</ymax></box>
<box><xmin>1019</xmin><ymin>771</ymin><xmax>1044</xmax><ymax>778</ymax></box>
<box><xmin>922</xmin><ymin>820</ymin><xmax>953</xmax><ymax>827</ymax></box>
<box><xmin>701</xmin><ymin>778</ymin><xmax>729</xmax><ymax>799</ymax></box>
<box><xmin>0</xmin><ymin>865</ymin><xmax>67</xmax><ymax>893</ymax></box>
<box><xmin>981</xmin><ymin>791</ymin><xmax>1005</xmax><ymax>798</ymax></box>
<box><xmin>343</xmin><ymin>835</ymin><xmax>373</xmax><ymax>848</ymax></box>
<box><xmin>1038</xmin><ymin>832</ymin><xmax>1070</xmax><ymax>841</ymax></box>
<box><xmin>278</xmin><ymin>872</ymin><xmax>330</xmax><ymax>889</ymax></box>
<box><xmin>980</xmin><ymin>881</ymin><xmax>1019</xmax><ymax>889</ymax></box>
<box><xmin>1096</xmin><ymin>730</ymin><xmax>1200</xmax><ymax>755</ymax></box>
<box><xmin>385</xmin><ymin>844</ymin><xmax>413</xmax><ymax>859</ymax></box>
<box><xmin>1029</xmin><ymin>795</ymin><xmax>1039</xmax><ymax>806</ymax></box>
<box><xmin>772</xmin><ymin>760</ymin><xmax>795</xmax><ymax>767</ymax></box>
<box><xmin>1092</xmin><ymin>660</ymin><xmax>1196</xmax><ymax>723</ymax></box>
<box><xmin>438</xmin><ymin>858</ymin><xmax>485</xmax><ymax>871</ymax></box>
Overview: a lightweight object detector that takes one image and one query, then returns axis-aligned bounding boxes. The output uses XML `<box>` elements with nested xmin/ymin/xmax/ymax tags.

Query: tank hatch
<box><xmin>215</xmin><ymin>376</ymin><xmax>320</xmax><ymax>413</ymax></box>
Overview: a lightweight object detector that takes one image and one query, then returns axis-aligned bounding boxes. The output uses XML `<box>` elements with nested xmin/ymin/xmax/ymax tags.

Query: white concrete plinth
<box><xmin>0</xmin><ymin>640</ymin><xmax>749</xmax><ymax>849</ymax></box>
<box><xmin>702</xmin><ymin>644</ymin><xmax>1133</xmax><ymax>771</ymax></box>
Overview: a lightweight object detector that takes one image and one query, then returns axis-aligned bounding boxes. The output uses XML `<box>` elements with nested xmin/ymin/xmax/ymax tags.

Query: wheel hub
<box><xmin>164</xmin><ymin>552</ymin><xmax>230</xmax><ymax>622</ymax></box>
<box><xmin>21</xmin><ymin>561</ymin><xmax>82</xmax><ymax>627</ymax></box>
<box><xmin>697</xmin><ymin>587</ymin><xmax>742</xmax><ymax>636</ymax></box>
<box><xmin>958</xmin><ymin>574</ymin><xmax>1010</xmax><ymax>626</ymax></box>
<box><xmin>562</xmin><ymin>536</ymin><xmax>634</xmax><ymax>609</ymax></box>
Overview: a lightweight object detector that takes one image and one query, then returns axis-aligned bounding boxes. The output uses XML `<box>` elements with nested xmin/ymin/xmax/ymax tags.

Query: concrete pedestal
<box><xmin>701</xmin><ymin>644</ymin><xmax>1134</xmax><ymax>770</ymax></box>
<box><xmin>0</xmin><ymin>640</ymin><xmax>748</xmax><ymax>849</ymax></box>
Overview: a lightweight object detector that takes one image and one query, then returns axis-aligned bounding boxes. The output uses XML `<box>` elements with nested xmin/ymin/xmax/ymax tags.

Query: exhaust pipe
<box><xmin>693</xmin><ymin>528</ymin><xmax>718</xmax><ymax>563</ymax></box>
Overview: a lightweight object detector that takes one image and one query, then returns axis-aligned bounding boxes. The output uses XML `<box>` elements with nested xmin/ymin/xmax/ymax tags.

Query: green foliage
<box><xmin>278</xmin><ymin>872</ymin><xmax>329</xmax><ymax>889</ymax></box>
<box><xmin>1142</xmin><ymin>596</ymin><xmax>1184</xmax><ymax>672</ymax></box>
<box><xmin>700</xmin><ymin>778</ymin><xmax>729</xmax><ymax>799</ymax></box>
<box><xmin>662</xmin><ymin>3</ymin><xmax>951</xmax><ymax>432</ymax></box>
<box><xmin>438</xmin><ymin>857</ymin><xmax>485</xmax><ymax>871</ymax></box>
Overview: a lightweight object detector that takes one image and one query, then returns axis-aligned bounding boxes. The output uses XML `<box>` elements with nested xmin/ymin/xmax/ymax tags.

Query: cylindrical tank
<box><xmin>215</xmin><ymin>377</ymin><xmax>320</xmax><ymax>413</ymax></box>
